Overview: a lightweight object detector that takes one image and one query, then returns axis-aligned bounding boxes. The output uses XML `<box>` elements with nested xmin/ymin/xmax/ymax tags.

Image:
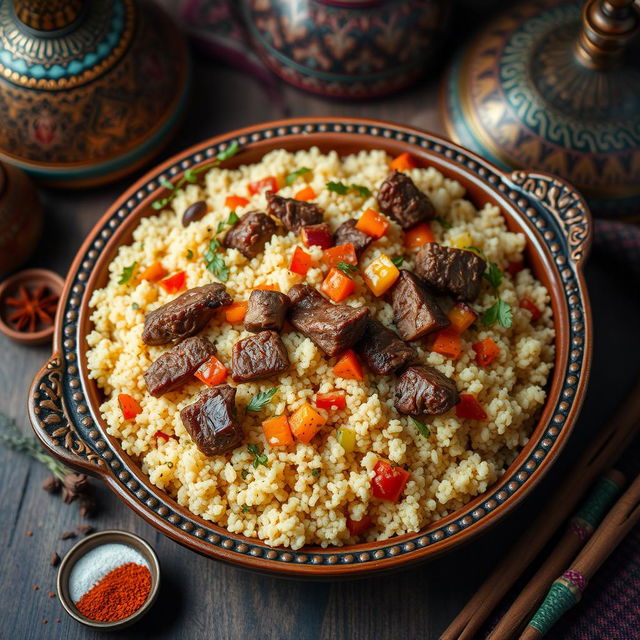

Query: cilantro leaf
<box><xmin>204</xmin><ymin>238</ymin><xmax>228</xmax><ymax>282</ymax></box>
<box><xmin>391</xmin><ymin>256</ymin><xmax>404</xmax><ymax>267</ymax></box>
<box><xmin>311</xmin><ymin>468</ymin><xmax>321</xmax><ymax>477</ymax></box>
<box><xmin>246</xmin><ymin>387</ymin><xmax>279</xmax><ymax>412</ymax></box>
<box><xmin>131</xmin><ymin>302</ymin><xmax>139</xmax><ymax>310</ymax></box>
<box><xmin>217</xmin><ymin>140</ymin><xmax>239</xmax><ymax>162</ymax></box>
<box><xmin>326</xmin><ymin>181</ymin><xmax>371</xmax><ymax>197</ymax></box>
<box><xmin>410</xmin><ymin>417</ymin><xmax>430</xmax><ymax>438</ymax></box>
<box><xmin>350</xmin><ymin>184</ymin><xmax>372</xmax><ymax>197</ymax></box>
<box><xmin>241</xmin><ymin>469</ymin><xmax>250</xmax><ymax>480</ymax></box>
<box><xmin>247</xmin><ymin>443</ymin><xmax>269</xmax><ymax>468</ymax></box>
<box><xmin>227</xmin><ymin>211</ymin><xmax>240</xmax><ymax>225</ymax></box>
<box><xmin>482</xmin><ymin>299</ymin><xmax>512</xmax><ymax>328</ymax></box>
<box><xmin>186</xmin><ymin>249</ymin><xmax>193</xmax><ymax>260</ymax></box>
<box><xmin>183</xmin><ymin>168</ymin><xmax>198</xmax><ymax>183</ymax></box>
<box><xmin>483</xmin><ymin>262</ymin><xmax>504</xmax><ymax>290</ymax></box>
<box><xmin>216</xmin><ymin>221</ymin><xmax>226</xmax><ymax>234</ymax></box>
<box><xmin>336</xmin><ymin>261</ymin><xmax>359</xmax><ymax>278</ymax></box>
<box><xmin>151</xmin><ymin>198</ymin><xmax>169</xmax><ymax>211</ymax></box>
<box><xmin>118</xmin><ymin>262</ymin><xmax>136</xmax><ymax>285</ymax></box>
<box><xmin>241</xmin><ymin>504</ymin><xmax>251</xmax><ymax>513</ymax></box>
<box><xmin>159</xmin><ymin>176</ymin><xmax>174</xmax><ymax>190</ymax></box>
<box><xmin>285</xmin><ymin>167</ymin><xmax>311</xmax><ymax>185</ymax></box>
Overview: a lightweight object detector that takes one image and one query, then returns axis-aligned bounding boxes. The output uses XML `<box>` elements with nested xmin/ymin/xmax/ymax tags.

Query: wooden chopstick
<box><xmin>486</xmin><ymin>469</ymin><xmax>626</xmax><ymax>640</ymax></box>
<box><xmin>440</xmin><ymin>379</ymin><xmax>640</xmax><ymax>640</ymax></box>
<box><xmin>520</xmin><ymin>471</ymin><xmax>640</xmax><ymax>639</ymax></box>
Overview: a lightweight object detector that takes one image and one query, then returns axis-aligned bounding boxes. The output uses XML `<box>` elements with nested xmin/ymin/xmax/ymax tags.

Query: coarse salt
<box><xmin>69</xmin><ymin>543</ymin><xmax>149</xmax><ymax>602</ymax></box>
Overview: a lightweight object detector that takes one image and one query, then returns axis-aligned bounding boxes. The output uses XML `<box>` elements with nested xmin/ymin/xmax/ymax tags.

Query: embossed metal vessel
<box><xmin>0</xmin><ymin>0</ymin><xmax>190</xmax><ymax>187</ymax></box>
<box><xmin>28</xmin><ymin>118</ymin><xmax>592</xmax><ymax>577</ymax></box>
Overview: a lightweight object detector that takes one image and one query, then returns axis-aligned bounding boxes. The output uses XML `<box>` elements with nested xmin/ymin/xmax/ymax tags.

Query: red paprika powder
<box><xmin>75</xmin><ymin>562</ymin><xmax>151</xmax><ymax>622</ymax></box>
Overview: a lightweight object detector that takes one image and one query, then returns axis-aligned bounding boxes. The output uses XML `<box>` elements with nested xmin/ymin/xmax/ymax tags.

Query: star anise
<box><xmin>5</xmin><ymin>285</ymin><xmax>58</xmax><ymax>333</ymax></box>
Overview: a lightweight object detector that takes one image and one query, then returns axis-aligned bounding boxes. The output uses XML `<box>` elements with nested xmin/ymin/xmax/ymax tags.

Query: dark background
<box><xmin>1</xmin><ymin>11</ymin><xmax>639</xmax><ymax>640</ymax></box>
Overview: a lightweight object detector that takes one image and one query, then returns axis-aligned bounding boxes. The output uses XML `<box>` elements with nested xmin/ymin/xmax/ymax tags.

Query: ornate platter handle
<box><xmin>28</xmin><ymin>353</ymin><xmax>107</xmax><ymax>477</ymax></box>
<box><xmin>508</xmin><ymin>170</ymin><xmax>592</xmax><ymax>269</ymax></box>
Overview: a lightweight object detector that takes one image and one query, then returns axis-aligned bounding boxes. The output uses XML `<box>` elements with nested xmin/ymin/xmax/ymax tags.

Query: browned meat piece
<box><xmin>355</xmin><ymin>318</ymin><xmax>416</xmax><ymax>376</ymax></box>
<box><xmin>142</xmin><ymin>283</ymin><xmax>232</xmax><ymax>346</ymax></box>
<box><xmin>390</xmin><ymin>270</ymin><xmax>449</xmax><ymax>341</ymax></box>
<box><xmin>415</xmin><ymin>243</ymin><xmax>486</xmax><ymax>302</ymax></box>
<box><xmin>267</xmin><ymin>192</ymin><xmax>324</xmax><ymax>232</ymax></box>
<box><xmin>180</xmin><ymin>385</ymin><xmax>242</xmax><ymax>456</ymax></box>
<box><xmin>144</xmin><ymin>336</ymin><xmax>216</xmax><ymax>397</ymax></box>
<box><xmin>223</xmin><ymin>211</ymin><xmax>277</xmax><ymax>259</ymax></box>
<box><xmin>377</xmin><ymin>170</ymin><xmax>435</xmax><ymax>229</ymax></box>
<box><xmin>231</xmin><ymin>331</ymin><xmax>290</xmax><ymax>382</ymax></box>
<box><xmin>244</xmin><ymin>290</ymin><xmax>289</xmax><ymax>333</ymax></box>
<box><xmin>333</xmin><ymin>220</ymin><xmax>373</xmax><ymax>257</ymax></box>
<box><xmin>394</xmin><ymin>365</ymin><xmax>459</xmax><ymax>416</ymax></box>
<box><xmin>287</xmin><ymin>284</ymin><xmax>369</xmax><ymax>357</ymax></box>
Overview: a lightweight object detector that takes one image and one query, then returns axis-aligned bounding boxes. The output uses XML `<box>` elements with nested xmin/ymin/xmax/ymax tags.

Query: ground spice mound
<box><xmin>75</xmin><ymin>562</ymin><xmax>151</xmax><ymax>622</ymax></box>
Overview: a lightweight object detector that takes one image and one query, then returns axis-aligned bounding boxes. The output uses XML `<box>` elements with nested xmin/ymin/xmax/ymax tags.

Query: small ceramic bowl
<box><xmin>56</xmin><ymin>530</ymin><xmax>160</xmax><ymax>630</ymax></box>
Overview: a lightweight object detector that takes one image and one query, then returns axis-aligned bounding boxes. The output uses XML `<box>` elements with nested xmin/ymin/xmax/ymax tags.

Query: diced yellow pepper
<box><xmin>289</xmin><ymin>402</ymin><xmax>326</xmax><ymax>444</ymax></box>
<box><xmin>336</xmin><ymin>428</ymin><xmax>356</xmax><ymax>453</ymax></box>
<box><xmin>452</xmin><ymin>232</ymin><xmax>473</xmax><ymax>249</ymax></box>
<box><xmin>362</xmin><ymin>254</ymin><xmax>400</xmax><ymax>297</ymax></box>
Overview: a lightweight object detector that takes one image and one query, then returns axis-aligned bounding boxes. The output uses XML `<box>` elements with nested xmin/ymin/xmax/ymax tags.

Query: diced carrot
<box><xmin>247</xmin><ymin>176</ymin><xmax>279</xmax><ymax>195</ymax></box>
<box><xmin>447</xmin><ymin>303</ymin><xmax>478</xmax><ymax>334</ymax></box>
<box><xmin>194</xmin><ymin>355</ymin><xmax>227</xmax><ymax>386</ymax></box>
<box><xmin>321</xmin><ymin>267</ymin><xmax>356</xmax><ymax>302</ymax></box>
<box><xmin>355</xmin><ymin>208</ymin><xmax>389</xmax><ymax>239</ymax></box>
<box><xmin>390</xmin><ymin>152</ymin><xmax>417</xmax><ymax>172</ymax></box>
<box><xmin>224</xmin><ymin>301</ymin><xmax>247</xmax><ymax>324</ymax></box>
<box><xmin>362</xmin><ymin>254</ymin><xmax>400</xmax><ymax>297</ymax></box>
<box><xmin>315</xmin><ymin>391</ymin><xmax>347</xmax><ymax>410</ymax></box>
<box><xmin>262</xmin><ymin>415</ymin><xmax>294</xmax><ymax>447</ymax></box>
<box><xmin>159</xmin><ymin>271</ymin><xmax>186</xmax><ymax>294</ymax></box>
<box><xmin>346</xmin><ymin>514</ymin><xmax>372</xmax><ymax>536</ymax></box>
<box><xmin>404</xmin><ymin>222</ymin><xmax>434</xmax><ymax>249</ymax></box>
<box><xmin>118</xmin><ymin>393</ymin><xmax>142</xmax><ymax>420</ymax></box>
<box><xmin>295</xmin><ymin>186</ymin><xmax>317</xmax><ymax>201</ymax></box>
<box><xmin>431</xmin><ymin>327</ymin><xmax>462</xmax><ymax>359</ymax></box>
<box><xmin>520</xmin><ymin>296</ymin><xmax>542</xmax><ymax>321</ymax></box>
<box><xmin>472</xmin><ymin>337</ymin><xmax>500</xmax><ymax>367</ymax></box>
<box><xmin>252</xmin><ymin>283</ymin><xmax>280</xmax><ymax>292</ymax></box>
<box><xmin>323</xmin><ymin>243</ymin><xmax>358</xmax><ymax>268</ymax></box>
<box><xmin>138</xmin><ymin>261</ymin><xmax>167</xmax><ymax>283</ymax></box>
<box><xmin>507</xmin><ymin>260</ymin><xmax>525</xmax><ymax>277</ymax></box>
<box><xmin>225</xmin><ymin>195</ymin><xmax>250</xmax><ymax>209</ymax></box>
<box><xmin>289</xmin><ymin>402</ymin><xmax>326</xmax><ymax>443</ymax></box>
<box><xmin>289</xmin><ymin>246</ymin><xmax>312</xmax><ymax>276</ymax></box>
<box><xmin>456</xmin><ymin>394</ymin><xmax>488</xmax><ymax>420</ymax></box>
<box><xmin>332</xmin><ymin>349</ymin><xmax>364</xmax><ymax>381</ymax></box>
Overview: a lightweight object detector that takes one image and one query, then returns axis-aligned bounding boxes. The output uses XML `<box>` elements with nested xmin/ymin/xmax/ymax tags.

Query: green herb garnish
<box><xmin>186</xmin><ymin>249</ymin><xmax>193</xmax><ymax>260</ymax></box>
<box><xmin>326</xmin><ymin>181</ymin><xmax>372</xmax><ymax>198</ymax></box>
<box><xmin>434</xmin><ymin>215</ymin><xmax>452</xmax><ymax>230</ymax></box>
<box><xmin>204</xmin><ymin>238</ymin><xmax>229</xmax><ymax>282</ymax></box>
<box><xmin>248</xmin><ymin>443</ymin><xmax>269</xmax><ymax>468</ymax></box>
<box><xmin>410</xmin><ymin>417</ymin><xmax>430</xmax><ymax>438</ymax></box>
<box><xmin>152</xmin><ymin>141</ymin><xmax>240</xmax><ymax>210</ymax></box>
<box><xmin>216</xmin><ymin>221</ymin><xmax>226</xmax><ymax>234</ymax></box>
<box><xmin>391</xmin><ymin>256</ymin><xmax>404</xmax><ymax>267</ymax></box>
<box><xmin>241</xmin><ymin>469</ymin><xmax>250</xmax><ymax>480</ymax></box>
<box><xmin>227</xmin><ymin>211</ymin><xmax>240</xmax><ymax>225</ymax></box>
<box><xmin>285</xmin><ymin>167</ymin><xmax>311</xmax><ymax>185</ymax></box>
<box><xmin>335</xmin><ymin>261</ymin><xmax>359</xmax><ymax>278</ymax></box>
<box><xmin>311</xmin><ymin>468</ymin><xmax>321</xmax><ymax>477</ymax></box>
<box><xmin>118</xmin><ymin>262</ymin><xmax>136</xmax><ymax>285</ymax></box>
<box><xmin>246</xmin><ymin>387</ymin><xmax>279</xmax><ymax>412</ymax></box>
<box><xmin>241</xmin><ymin>504</ymin><xmax>251</xmax><ymax>513</ymax></box>
<box><xmin>131</xmin><ymin>302</ymin><xmax>139</xmax><ymax>310</ymax></box>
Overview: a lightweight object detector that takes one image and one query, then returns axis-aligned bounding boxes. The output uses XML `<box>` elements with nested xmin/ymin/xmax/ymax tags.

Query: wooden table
<box><xmin>2</xmin><ymin>51</ymin><xmax>639</xmax><ymax>640</ymax></box>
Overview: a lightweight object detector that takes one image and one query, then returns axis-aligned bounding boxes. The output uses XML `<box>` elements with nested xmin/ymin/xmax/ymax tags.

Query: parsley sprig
<box><xmin>152</xmin><ymin>141</ymin><xmax>240</xmax><ymax>211</ymax></box>
<box><xmin>285</xmin><ymin>167</ymin><xmax>311</xmax><ymax>185</ymax></box>
<box><xmin>204</xmin><ymin>238</ymin><xmax>228</xmax><ymax>282</ymax></box>
<box><xmin>336</xmin><ymin>262</ymin><xmax>359</xmax><ymax>278</ymax></box>
<box><xmin>465</xmin><ymin>246</ymin><xmax>512</xmax><ymax>328</ymax></box>
<box><xmin>216</xmin><ymin>210</ymin><xmax>240</xmax><ymax>234</ymax></box>
<box><xmin>246</xmin><ymin>387</ymin><xmax>279</xmax><ymax>412</ymax></box>
<box><xmin>410</xmin><ymin>417</ymin><xmax>430</xmax><ymax>438</ymax></box>
<box><xmin>248</xmin><ymin>443</ymin><xmax>269</xmax><ymax>468</ymax></box>
<box><xmin>391</xmin><ymin>256</ymin><xmax>405</xmax><ymax>267</ymax></box>
<box><xmin>326</xmin><ymin>181</ymin><xmax>372</xmax><ymax>198</ymax></box>
<box><xmin>118</xmin><ymin>262</ymin><xmax>136</xmax><ymax>285</ymax></box>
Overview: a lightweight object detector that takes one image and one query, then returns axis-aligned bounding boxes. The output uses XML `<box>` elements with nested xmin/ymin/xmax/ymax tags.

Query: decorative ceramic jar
<box><xmin>240</xmin><ymin>0</ymin><xmax>450</xmax><ymax>98</ymax></box>
<box><xmin>0</xmin><ymin>0</ymin><xmax>190</xmax><ymax>187</ymax></box>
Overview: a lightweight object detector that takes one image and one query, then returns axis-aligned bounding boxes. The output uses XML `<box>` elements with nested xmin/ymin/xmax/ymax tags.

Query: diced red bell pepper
<box><xmin>431</xmin><ymin>327</ymin><xmax>462</xmax><ymax>359</ymax></box>
<box><xmin>315</xmin><ymin>391</ymin><xmax>347</xmax><ymax>410</ymax></box>
<box><xmin>247</xmin><ymin>176</ymin><xmax>279</xmax><ymax>195</ymax></box>
<box><xmin>153</xmin><ymin>430</ymin><xmax>177</xmax><ymax>443</ymax></box>
<box><xmin>507</xmin><ymin>260</ymin><xmax>525</xmax><ymax>277</ymax></box>
<box><xmin>118</xmin><ymin>393</ymin><xmax>142</xmax><ymax>420</ymax></box>
<box><xmin>322</xmin><ymin>243</ymin><xmax>358</xmax><ymax>268</ymax></box>
<box><xmin>456</xmin><ymin>394</ymin><xmax>488</xmax><ymax>420</ymax></box>
<box><xmin>390</xmin><ymin>152</ymin><xmax>418</xmax><ymax>172</ymax></box>
<box><xmin>194</xmin><ymin>355</ymin><xmax>227</xmax><ymax>386</ymax></box>
<box><xmin>346</xmin><ymin>514</ymin><xmax>372</xmax><ymax>536</ymax></box>
<box><xmin>472</xmin><ymin>337</ymin><xmax>500</xmax><ymax>367</ymax></box>
<box><xmin>371</xmin><ymin>460</ymin><xmax>410</xmax><ymax>503</ymax></box>
<box><xmin>289</xmin><ymin>246</ymin><xmax>312</xmax><ymax>276</ymax></box>
<box><xmin>520</xmin><ymin>296</ymin><xmax>542</xmax><ymax>321</ymax></box>
<box><xmin>225</xmin><ymin>195</ymin><xmax>250</xmax><ymax>209</ymax></box>
<box><xmin>159</xmin><ymin>271</ymin><xmax>186</xmax><ymax>294</ymax></box>
<box><xmin>301</xmin><ymin>224</ymin><xmax>333</xmax><ymax>250</ymax></box>
<box><xmin>448</xmin><ymin>303</ymin><xmax>478</xmax><ymax>334</ymax></box>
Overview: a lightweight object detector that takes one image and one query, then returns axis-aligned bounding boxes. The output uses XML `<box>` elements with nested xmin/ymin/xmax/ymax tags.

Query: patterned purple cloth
<box><xmin>594</xmin><ymin>220</ymin><xmax>640</xmax><ymax>280</ymax></box>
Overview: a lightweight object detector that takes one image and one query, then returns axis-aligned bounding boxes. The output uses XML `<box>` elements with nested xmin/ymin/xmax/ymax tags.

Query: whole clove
<box><xmin>42</xmin><ymin>476</ymin><xmax>61</xmax><ymax>494</ymax></box>
<box><xmin>60</xmin><ymin>531</ymin><xmax>76</xmax><ymax>540</ymax></box>
<box><xmin>76</xmin><ymin>524</ymin><xmax>94</xmax><ymax>535</ymax></box>
<box><xmin>79</xmin><ymin>495</ymin><xmax>97</xmax><ymax>518</ymax></box>
<box><xmin>50</xmin><ymin>552</ymin><xmax>60</xmax><ymax>567</ymax></box>
<box><xmin>62</xmin><ymin>472</ymin><xmax>89</xmax><ymax>494</ymax></box>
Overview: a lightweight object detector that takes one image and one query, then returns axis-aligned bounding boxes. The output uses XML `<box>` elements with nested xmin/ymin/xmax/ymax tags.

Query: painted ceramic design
<box><xmin>443</xmin><ymin>0</ymin><xmax>640</xmax><ymax>220</ymax></box>
<box><xmin>240</xmin><ymin>0</ymin><xmax>450</xmax><ymax>98</ymax></box>
<box><xmin>29</xmin><ymin>118</ymin><xmax>592</xmax><ymax>577</ymax></box>
<box><xmin>0</xmin><ymin>0</ymin><xmax>190</xmax><ymax>187</ymax></box>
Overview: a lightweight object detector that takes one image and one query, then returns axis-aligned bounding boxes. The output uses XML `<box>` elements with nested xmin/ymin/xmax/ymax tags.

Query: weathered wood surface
<box><xmin>1</xmin><ymin>51</ymin><xmax>639</xmax><ymax>640</ymax></box>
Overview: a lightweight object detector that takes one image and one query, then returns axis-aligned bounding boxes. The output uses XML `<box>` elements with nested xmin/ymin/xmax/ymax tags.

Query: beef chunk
<box><xmin>244</xmin><ymin>290</ymin><xmax>289</xmax><ymax>333</ymax></box>
<box><xmin>267</xmin><ymin>192</ymin><xmax>323</xmax><ymax>232</ymax></box>
<box><xmin>355</xmin><ymin>318</ymin><xmax>416</xmax><ymax>376</ymax></box>
<box><xmin>223</xmin><ymin>211</ymin><xmax>277</xmax><ymax>259</ymax></box>
<box><xmin>144</xmin><ymin>336</ymin><xmax>216</xmax><ymax>397</ymax></box>
<box><xmin>377</xmin><ymin>170</ymin><xmax>435</xmax><ymax>229</ymax></box>
<box><xmin>231</xmin><ymin>331</ymin><xmax>290</xmax><ymax>382</ymax></box>
<box><xmin>394</xmin><ymin>365</ymin><xmax>459</xmax><ymax>416</ymax></box>
<box><xmin>390</xmin><ymin>270</ymin><xmax>449</xmax><ymax>341</ymax></box>
<box><xmin>180</xmin><ymin>385</ymin><xmax>242</xmax><ymax>456</ymax></box>
<box><xmin>415</xmin><ymin>242</ymin><xmax>486</xmax><ymax>302</ymax></box>
<box><xmin>142</xmin><ymin>284</ymin><xmax>232</xmax><ymax>346</ymax></box>
<box><xmin>333</xmin><ymin>219</ymin><xmax>374</xmax><ymax>257</ymax></box>
<box><xmin>287</xmin><ymin>284</ymin><xmax>369</xmax><ymax>357</ymax></box>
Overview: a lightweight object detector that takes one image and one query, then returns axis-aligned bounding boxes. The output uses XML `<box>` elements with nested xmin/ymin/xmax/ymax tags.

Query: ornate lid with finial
<box><xmin>442</xmin><ymin>0</ymin><xmax>640</xmax><ymax>220</ymax></box>
<box><xmin>0</xmin><ymin>0</ymin><xmax>190</xmax><ymax>187</ymax></box>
